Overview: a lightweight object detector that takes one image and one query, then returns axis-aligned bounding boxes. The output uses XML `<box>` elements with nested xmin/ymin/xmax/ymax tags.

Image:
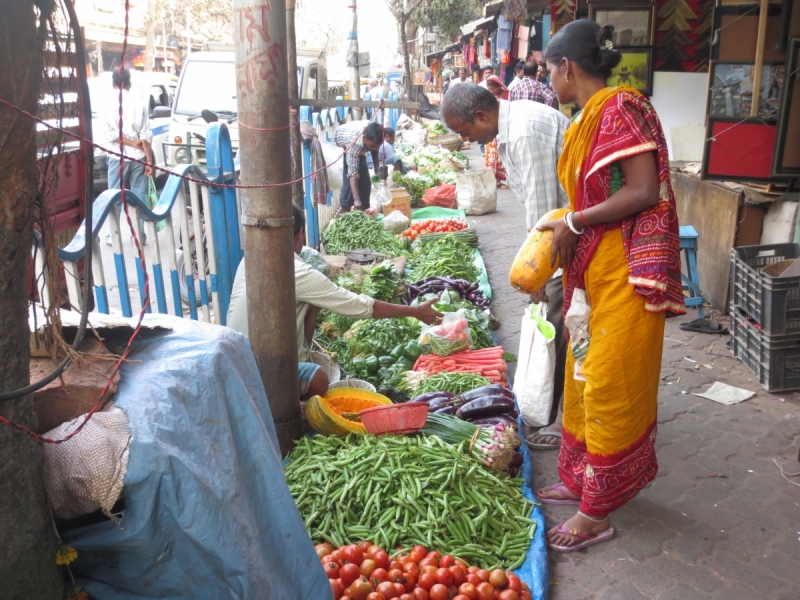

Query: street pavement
<box><xmin>465</xmin><ymin>147</ymin><xmax>800</xmax><ymax>599</ymax></box>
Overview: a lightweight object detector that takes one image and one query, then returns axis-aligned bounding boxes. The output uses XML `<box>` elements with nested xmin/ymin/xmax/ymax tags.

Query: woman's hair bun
<box><xmin>595</xmin><ymin>25</ymin><xmax>622</xmax><ymax>76</ymax></box>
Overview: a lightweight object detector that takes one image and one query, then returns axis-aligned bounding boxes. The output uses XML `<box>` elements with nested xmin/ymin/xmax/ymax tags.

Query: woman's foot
<box><xmin>547</xmin><ymin>512</ymin><xmax>614</xmax><ymax>551</ymax></box>
<box><xmin>525</xmin><ymin>423</ymin><xmax>562</xmax><ymax>450</ymax></box>
<box><xmin>538</xmin><ymin>482</ymin><xmax>580</xmax><ymax>504</ymax></box>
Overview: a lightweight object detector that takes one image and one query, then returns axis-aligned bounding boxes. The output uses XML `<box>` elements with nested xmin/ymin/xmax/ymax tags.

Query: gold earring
<box><xmin>565</xmin><ymin>74</ymin><xmax>569</xmax><ymax>82</ymax></box>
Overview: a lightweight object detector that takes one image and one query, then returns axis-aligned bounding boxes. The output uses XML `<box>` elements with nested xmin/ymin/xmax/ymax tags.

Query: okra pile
<box><xmin>285</xmin><ymin>434</ymin><xmax>536</xmax><ymax>570</ymax></box>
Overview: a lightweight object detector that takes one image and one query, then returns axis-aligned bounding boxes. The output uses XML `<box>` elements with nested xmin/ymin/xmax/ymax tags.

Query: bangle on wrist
<box><xmin>564</xmin><ymin>212</ymin><xmax>585</xmax><ymax>235</ymax></box>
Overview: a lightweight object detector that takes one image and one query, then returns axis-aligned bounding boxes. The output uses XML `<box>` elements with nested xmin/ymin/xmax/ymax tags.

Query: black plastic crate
<box><xmin>730</xmin><ymin>308</ymin><xmax>800</xmax><ymax>392</ymax></box>
<box><xmin>730</xmin><ymin>244</ymin><xmax>800</xmax><ymax>336</ymax></box>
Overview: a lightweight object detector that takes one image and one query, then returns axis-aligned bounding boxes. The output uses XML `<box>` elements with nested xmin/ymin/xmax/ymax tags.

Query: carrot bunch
<box><xmin>413</xmin><ymin>346</ymin><xmax>509</xmax><ymax>387</ymax></box>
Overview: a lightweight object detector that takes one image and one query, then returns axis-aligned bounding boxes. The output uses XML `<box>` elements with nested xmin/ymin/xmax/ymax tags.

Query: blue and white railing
<box><xmin>34</xmin><ymin>122</ymin><xmax>242</xmax><ymax>325</ymax></box>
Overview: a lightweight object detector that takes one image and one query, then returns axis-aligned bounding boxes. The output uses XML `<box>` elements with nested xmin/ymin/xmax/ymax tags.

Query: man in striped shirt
<box><xmin>332</xmin><ymin>120</ymin><xmax>383</xmax><ymax>212</ymax></box>
<box><xmin>441</xmin><ymin>83</ymin><xmax>569</xmax><ymax>451</ymax></box>
<box><xmin>509</xmin><ymin>61</ymin><xmax>558</xmax><ymax>109</ymax></box>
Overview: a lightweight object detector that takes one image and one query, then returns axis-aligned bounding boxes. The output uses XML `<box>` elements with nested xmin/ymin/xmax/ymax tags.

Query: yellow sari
<box><xmin>556</xmin><ymin>87</ymin><xmax>668</xmax><ymax>517</ymax></box>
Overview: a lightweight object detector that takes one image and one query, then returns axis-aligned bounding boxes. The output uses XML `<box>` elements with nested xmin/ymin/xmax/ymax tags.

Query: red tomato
<box><xmin>366</xmin><ymin>594</ymin><xmax>386</xmax><ymax>600</ymax></box>
<box><xmin>453</xmin><ymin>596</ymin><xmax>471</xmax><ymax>600</ymax></box>
<box><xmin>435</xmin><ymin>568</ymin><xmax>454</xmax><ymax>587</ymax></box>
<box><xmin>412</xmin><ymin>589</ymin><xmax>430</xmax><ymax>600</ymax></box>
<box><xmin>428</xmin><ymin>584</ymin><xmax>449</xmax><ymax>600</ymax></box>
<box><xmin>342</xmin><ymin>597</ymin><xmax>352</xmax><ymax>600</ymax></box>
<box><xmin>497</xmin><ymin>591</ymin><xmax>519</xmax><ymax>600</ymax></box>
<box><xmin>420</xmin><ymin>565</ymin><xmax>438</xmax><ymax>577</ymax></box>
<box><xmin>400</xmin><ymin>572</ymin><xmax>416</xmax><ymax>591</ymax></box>
<box><xmin>439</xmin><ymin>555</ymin><xmax>456</xmax><ymax>568</ymax></box>
<box><xmin>321</xmin><ymin>542</ymin><xmax>336</xmax><ymax>553</ymax></box>
<box><xmin>376</xmin><ymin>581</ymin><xmax>398</xmax><ymax>599</ymax></box>
<box><xmin>337</xmin><ymin>579</ymin><xmax>347</xmax><ymax>592</ymax></box>
<box><xmin>359</xmin><ymin>540</ymin><xmax>374</xmax><ymax>552</ymax></box>
<box><xmin>373</xmin><ymin>551</ymin><xmax>391</xmax><ymax>569</ymax></box>
<box><xmin>324</xmin><ymin>562</ymin><xmax>341</xmax><ymax>579</ymax></box>
<box><xmin>458</xmin><ymin>582</ymin><xmax>478</xmax><ymax>600</ymax></box>
<box><xmin>316</xmin><ymin>544</ymin><xmax>332</xmax><ymax>559</ymax></box>
<box><xmin>330</xmin><ymin>579</ymin><xmax>345</xmax><ymax>600</ymax></box>
<box><xmin>475</xmin><ymin>570</ymin><xmax>490</xmax><ymax>583</ymax></box>
<box><xmin>360</xmin><ymin>559</ymin><xmax>377</xmax><ymax>578</ymax></box>
<box><xmin>389</xmin><ymin>560</ymin><xmax>405</xmax><ymax>572</ymax></box>
<box><xmin>402</xmin><ymin>562</ymin><xmax>420</xmax><ymax>578</ymax></box>
<box><xmin>329</xmin><ymin>550</ymin><xmax>343</xmax><ymax>564</ymax></box>
<box><xmin>407</xmin><ymin>550</ymin><xmax>425</xmax><ymax>563</ymax></box>
<box><xmin>466</xmin><ymin>574</ymin><xmax>482</xmax><ymax>587</ymax></box>
<box><xmin>455</xmin><ymin>559</ymin><xmax>469</xmax><ymax>569</ymax></box>
<box><xmin>371</xmin><ymin>569</ymin><xmax>390</xmax><ymax>587</ymax></box>
<box><xmin>420</xmin><ymin>557</ymin><xmax>439</xmax><ymax>569</ymax></box>
<box><xmin>521</xmin><ymin>593</ymin><xmax>532</xmax><ymax>600</ymax></box>
<box><xmin>505</xmin><ymin>575</ymin><xmax>521</xmax><ymax>593</ymax></box>
<box><xmin>520</xmin><ymin>582</ymin><xmax>529</xmax><ymax>593</ymax></box>
<box><xmin>476</xmin><ymin>582</ymin><xmax>496</xmax><ymax>600</ymax></box>
<box><xmin>450</xmin><ymin>565</ymin><xmax>467</xmax><ymax>586</ymax></box>
<box><xmin>417</xmin><ymin>572</ymin><xmax>436</xmax><ymax>591</ymax></box>
<box><xmin>399</xmin><ymin>595</ymin><xmax>414</xmax><ymax>600</ymax></box>
<box><xmin>488</xmin><ymin>570</ymin><xmax>507</xmax><ymax>589</ymax></box>
<box><xmin>342</xmin><ymin>563</ymin><xmax>363</xmax><ymax>585</ymax></box>
<box><xmin>467</xmin><ymin>567</ymin><xmax>479</xmax><ymax>575</ymax></box>
<box><xmin>394</xmin><ymin>583</ymin><xmax>406</xmax><ymax>597</ymax></box>
<box><xmin>349</xmin><ymin>578</ymin><xmax>375</xmax><ymax>600</ymax></box>
<box><xmin>388</xmin><ymin>569</ymin><xmax>404</xmax><ymax>583</ymax></box>
<box><xmin>343</xmin><ymin>545</ymin><xmax>365</xmax><ymax>565</ymax></box>
<box><xmin>412</xmin><ymin>545</ymin><xmax>428</xmax><ymax>558</ymax></box>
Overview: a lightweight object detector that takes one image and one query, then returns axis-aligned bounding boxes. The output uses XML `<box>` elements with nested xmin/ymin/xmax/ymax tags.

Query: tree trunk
<box><xmin>0</xmin><ymin>2</ymin><xmax>63</xmax><ymax>598</ymax></box>
<box><xmin>399</xmin><ymin>15</ymin><xmax>412</xmax><ymax>99</ymax></box>
<box><xmin>144</xmin><ymin>0</ymin><xmax>157</xmax><ymax>72</ymax></box>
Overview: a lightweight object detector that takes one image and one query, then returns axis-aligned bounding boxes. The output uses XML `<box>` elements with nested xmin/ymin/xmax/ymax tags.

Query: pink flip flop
<box><xmin>548</xmin><ymin>523</ymin><xmax>615</xmax><ymax>552</ymax></box>
<box><xmin>538</xmin><ymin>482</ymin><xmax>580</xmax><ymax>505</ymax></box>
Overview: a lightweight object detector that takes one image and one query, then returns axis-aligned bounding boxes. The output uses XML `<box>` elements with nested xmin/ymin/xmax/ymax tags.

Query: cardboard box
<box><xmin>383</xmin><ymin>188</ymin><xmax>412</xmax><ymax>220</ymax></box>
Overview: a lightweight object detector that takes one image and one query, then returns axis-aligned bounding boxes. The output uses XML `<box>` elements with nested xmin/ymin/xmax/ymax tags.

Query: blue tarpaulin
<box><xmin>62</xmin><ymin>315</ymin><xmax>331</xmax><ymax>600</ymax></box>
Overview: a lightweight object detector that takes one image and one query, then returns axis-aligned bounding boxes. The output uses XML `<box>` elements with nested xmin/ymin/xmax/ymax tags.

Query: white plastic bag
<box><xmin>513</xmin><ymin>303</ymin><xmax>556</xmax><ymax>428</ymax></box>
<box><xmin>321</xmin><ymin>142</ymin><xmax>344</xmax><ymax>190</ymax></box>
<box><xmin>455</xmin><ymin>169</ymin><xmax>497</xmax><ymax>215</ymax></box>
<box><xmin>382</xmin><ymin>210</ymin><xmax>410</xmax><ymax>234</ymax></box>
<box><xmin>565</xmin><ymin>289</ymin><xmax>591</xmax><ymax>382</ymax></box>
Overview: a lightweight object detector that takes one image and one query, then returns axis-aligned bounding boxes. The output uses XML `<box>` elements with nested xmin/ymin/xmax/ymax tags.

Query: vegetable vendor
<box><xmin>226</xmin><ymin>207</ymin><xmax>442</xmax><ymax>400</ymax></box>
<box><xmin>332</xmin><ymin>120</ymin><xmax>383</xmax><ymax>213</ymax></box>
<box><xmin>365</xmin><ymin>127</ymin><xmax>416</xmax><ymax>175</ymax></box>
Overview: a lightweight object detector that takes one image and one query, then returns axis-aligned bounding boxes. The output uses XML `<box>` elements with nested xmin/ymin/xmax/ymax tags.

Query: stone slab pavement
<box><xmin>464</xmin><ymin>149</ymin><xmax>800</xmax><ymax>599</ymax></box>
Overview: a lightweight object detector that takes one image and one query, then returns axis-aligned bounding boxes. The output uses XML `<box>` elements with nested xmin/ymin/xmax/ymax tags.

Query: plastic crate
<box><xmin>730</xmin><ymin>244</ymin><xmax>800</xmax><ymax>335</ymax></box>
<box><xmin>730</xmin><ymin>308</ymin><xmax>800</xmax><ymax>391</ymax></box>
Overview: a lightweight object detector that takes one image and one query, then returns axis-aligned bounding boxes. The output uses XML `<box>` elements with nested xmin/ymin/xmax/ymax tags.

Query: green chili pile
<box><xmin>323</xmin><ymin>211</ymin><xmax>408</xmax><ymax>257</ymax></box>
<box><xmin>285</xmin><ymin>434</ymin><xmax>536</xmax><ymax>569</ymax></box>
<box><xmin>410</xmin><ymin>235</ymin><xmax>481</xmax><ymax>282</ymax></box>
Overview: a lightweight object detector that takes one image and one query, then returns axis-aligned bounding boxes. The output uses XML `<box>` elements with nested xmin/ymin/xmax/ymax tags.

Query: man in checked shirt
<box><xmin>441</xmin><ymin>83</ymin><xmax>570</xmax><ymax>452</ymax></box>
<box><xmin>332</xmin><ymin>120</ymin><xmax>383</xmax><ymax>214</ymax></box>
<box><xmin>509</xmin><ymin>61</ymin><xmax>559</xmax><ymax>109</ymax></box>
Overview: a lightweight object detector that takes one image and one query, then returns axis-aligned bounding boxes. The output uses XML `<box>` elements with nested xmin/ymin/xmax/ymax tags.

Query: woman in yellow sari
<box><xmin>536</xmin><ymin>20</ymin><xmax>685</xmax><ymax>552</ymax></box>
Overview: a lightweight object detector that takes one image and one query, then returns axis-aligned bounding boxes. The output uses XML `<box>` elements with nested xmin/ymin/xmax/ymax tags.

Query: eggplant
<box><xmin>411</xmin><ymin>391</ymin><xmax>454</xmax><ymax>404</ymax></box>
<box><xmin>505</xmin><ymin>409</ymin><xmax>519</xmax><ymax>419</ymax></box>
<box><xmin>432</xmin><ymin>404</ymin><xmax>461</xmax><ymax>415</ymax></box>
<box><xmin>469</xmin><ymin>414</ymin><xmax>519</xmax><ymax>431</ymax></box>
<box><xmin>511</xmin><ymin>452</ymin><xmax>524</xmax><ymax>466</ymax></box>
<box><xmin>428</xmin><ymin>397</ymin><xmax>467</xmax><ymax>413</ymax></box>
<box><xmin>457</xmin><ymin>395</ymin><xmax>516</xmax><ymax>419</ymax></box>
<box><xmin>467</xmin><ymin>282</ymin><xmax>479</xmax><ymax>292</ymax></box>
<box><xmin>466</xmin><ymin>293</ymin><xmax>477</xmax><ymax>302</ymax></box>
<box><xmin>460</xmin><ymin>384</ymin><xmax>514</xmax><ymax>403</ymax></box>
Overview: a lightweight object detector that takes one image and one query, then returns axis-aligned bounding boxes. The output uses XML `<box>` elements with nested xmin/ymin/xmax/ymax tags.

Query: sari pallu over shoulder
<box><xmin>558</xmin><ymin>89</ymin><xmax>686</xmax><ymax>318</ymax></box>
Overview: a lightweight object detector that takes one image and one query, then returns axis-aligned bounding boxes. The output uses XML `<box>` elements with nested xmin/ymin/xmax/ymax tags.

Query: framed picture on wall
<box><xmin>703</xmin><ymin>120</ymin><xmax>780</xmax><ymax>182</ymax></box>
<box><xmin>589</xmin><ymin>4</ymin><xmax>656</xmax><ymax>46</ymax></box>
<box><xmin>606</xmin><ymin>47</ymin><xmax>653</xmax><ymax>95</ymax></box>
<box><xmin>708</xmin><ymin>63</ymin><xmax>785</xmax><ymax>120</ymax></box>
<box><xmin>772</xmin><ymin>37</ymin><xmax>800</xmax><ymax>176</ymax></box>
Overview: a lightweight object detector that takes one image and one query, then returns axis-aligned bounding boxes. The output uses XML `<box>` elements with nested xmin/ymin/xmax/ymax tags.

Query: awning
<box><xmin>485</xmin><ymin>0</ymin><xmax>549</xmax><ymax>20</ymax></box>
<box><xmin>460</xmin><ymin>16</ymin><xmax>496</xmax><ymax>38</ymax></box>
<box><xmin>424</xmin><ymin>42</ymin><xmax>461</xmax><ymax>63</ymax></box>
<box><xmin>485</xmin><ymin>1</ymin><xmax>503</xmax><ymax>18</ymax></box>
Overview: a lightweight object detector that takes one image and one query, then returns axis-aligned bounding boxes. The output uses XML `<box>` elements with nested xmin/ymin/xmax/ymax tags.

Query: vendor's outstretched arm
<box><xmin>372</xmin><ymin>297</ymin><xmax>441</xmax><ymax>325</ymax></box>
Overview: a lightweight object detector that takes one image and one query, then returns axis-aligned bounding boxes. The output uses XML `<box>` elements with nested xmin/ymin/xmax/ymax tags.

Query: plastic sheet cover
<box><xmin>62</xmin><ymin>315</ymin><xmax>331</xmax><ymax>600</ymax></box>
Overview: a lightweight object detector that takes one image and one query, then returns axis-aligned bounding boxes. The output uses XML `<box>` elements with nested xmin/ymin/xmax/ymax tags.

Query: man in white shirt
<box><xmin>101</xmin><ymin>68</ymin><xmax>154</xmax><ymax>244</ymax></box>
<box><xmin>477</xmin><ymin>65</ymin><xmax>495</xmax><ymax>89</ymax></box>
<box><xmin>441</xmin><ymin>83</ymin><xmax>569</xmax><ymax>450</ymax></box>
<box><xmin>507</xmin><ymin>63</ymin><xmax>525</xmax><ymax>92</ymax></box>
<box><xmin>227</xmin><ymin>207</ymin><xmax>440</xmax><ymax>399</ymax></box>
<box><xmin>447</xmin><ymin>67</ymin><xmax>469</xmax><ymax>91</ymax></box>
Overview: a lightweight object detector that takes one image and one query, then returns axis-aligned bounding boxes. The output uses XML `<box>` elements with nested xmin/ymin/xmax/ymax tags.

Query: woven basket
<box><xmin>328</xmin><ymin>379</ymin><xmax>377</xmax><ymax>392</ymax></box>
<box><xmin>428</xmin><ymin>133</ymin><xmax>463</xmax><ymax>152</ymax></box>
<box><xmin>311</xmin><ymin>351</ymin><xmax>341</xmax><ymax>384</ymax></box>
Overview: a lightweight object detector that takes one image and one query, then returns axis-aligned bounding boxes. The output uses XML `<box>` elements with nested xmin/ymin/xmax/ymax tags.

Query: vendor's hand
<box><xmin>409</xmin><ymin>163</ymin><xmax>418</xmax><ymax>171</ymax></box>
<box><xmin>537</xmin><ymin>217</ymin><xmax>579</xmax><ymax>268</ymax></box>
<box><xmin>414</xmin><ymin>297</ymin><xmax>443</xmax><ymax>326</ymax></box>
<box><xmin>529</xmin><ymin>289</ymin><xmax>549</xmax><ymax>304</ymax></box>
<box><xmin>365</xmin><ymin>207</ymin><xmax>378</xmax><ymax>218</ymax></box>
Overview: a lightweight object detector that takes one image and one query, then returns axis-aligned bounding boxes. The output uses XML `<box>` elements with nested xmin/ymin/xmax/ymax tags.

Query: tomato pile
<box><xmin>401</xmin><ymin>219</ymin><xmax>468</xmax><ymax>242</ymax></box>
<box><xmin>318</xmin><ymin>540</ymin><xmax>532</xmax><ymax>600</ymax></box>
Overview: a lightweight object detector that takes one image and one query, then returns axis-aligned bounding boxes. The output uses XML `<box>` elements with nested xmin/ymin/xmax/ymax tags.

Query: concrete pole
<box><xmin>285</xmin><ymin>0</ymin><xmax>306</xmax><ymax>212</ymax></box>
<box><xmin>233</xmin><ymin>0</ymin><xmax>302</xmax><ymax>455</ymax></box>
<box><xmin>347</xmin><ymin>0</ymin><xmax>362</xmax><ymax>118</ymax></box>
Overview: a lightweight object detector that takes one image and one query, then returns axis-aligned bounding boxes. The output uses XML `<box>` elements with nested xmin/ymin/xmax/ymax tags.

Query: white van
<box><xmin>164</xmin><ymin>48</ymin><xmax>338</xmax><ymax>168</ymax></box>
<box><xmin>88</xmin><ymin>71</ymin><xmax>178</xmax><ymax>192</ymax></box>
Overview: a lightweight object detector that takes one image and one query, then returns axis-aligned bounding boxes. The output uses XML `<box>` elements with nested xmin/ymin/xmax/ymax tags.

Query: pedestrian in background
<box><xmin>332</xmin><ymin>120</ymin><xmax>382</xmax><ymax>213</ymax></box>
<box><xmin>509</xmin><ymin>61</ymin><xmax>558</xmax><ymax>109</ymax></box>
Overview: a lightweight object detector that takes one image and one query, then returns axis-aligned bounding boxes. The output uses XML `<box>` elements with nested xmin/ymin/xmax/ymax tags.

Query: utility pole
<box><xmin>144</xmin><ymin>0</ymin><xmax>156</xmax><ymax>71</ymax></box>
<box><xmin>285</xmin><ymin>0</ymin><xmax>306</xmax><ymax>211</ymax></box>
<box><xmin>233</xmin><ymin>0</ymin><xmax>302</xmax><ymax>454</ymax></box>
<box><xmin>347</xmin><ymin>0</ymin><xmax>362</xmax><ymax>118</ymax></box>
<box><xmin>0</xmin><ymin>2</ymin><xmax>62</xmax><ymax>597</ymax></box>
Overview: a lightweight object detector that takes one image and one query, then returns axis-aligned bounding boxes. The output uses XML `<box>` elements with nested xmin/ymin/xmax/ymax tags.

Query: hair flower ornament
<box><xmin>604</xmin><ymin>40</ymin><xmax>615</xmax><ymax>51</ymax></box>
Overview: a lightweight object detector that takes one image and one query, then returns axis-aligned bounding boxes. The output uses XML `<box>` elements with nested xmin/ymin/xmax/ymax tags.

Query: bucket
<box><xmin>328</xmin><ymin>379</ymin><xmax>376</xmax><ymax>393</ymax></box>
<box><xmin>310</xmin><ymin>351</ymin><xmax>341</xmax><ymax>384</ymax></box>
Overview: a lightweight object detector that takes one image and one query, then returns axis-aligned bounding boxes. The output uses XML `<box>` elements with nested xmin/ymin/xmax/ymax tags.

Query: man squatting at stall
<box><xmin>226</xmin><ymin>207</ymin><xmax>442</xmax><ymax>399</ymax></box>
